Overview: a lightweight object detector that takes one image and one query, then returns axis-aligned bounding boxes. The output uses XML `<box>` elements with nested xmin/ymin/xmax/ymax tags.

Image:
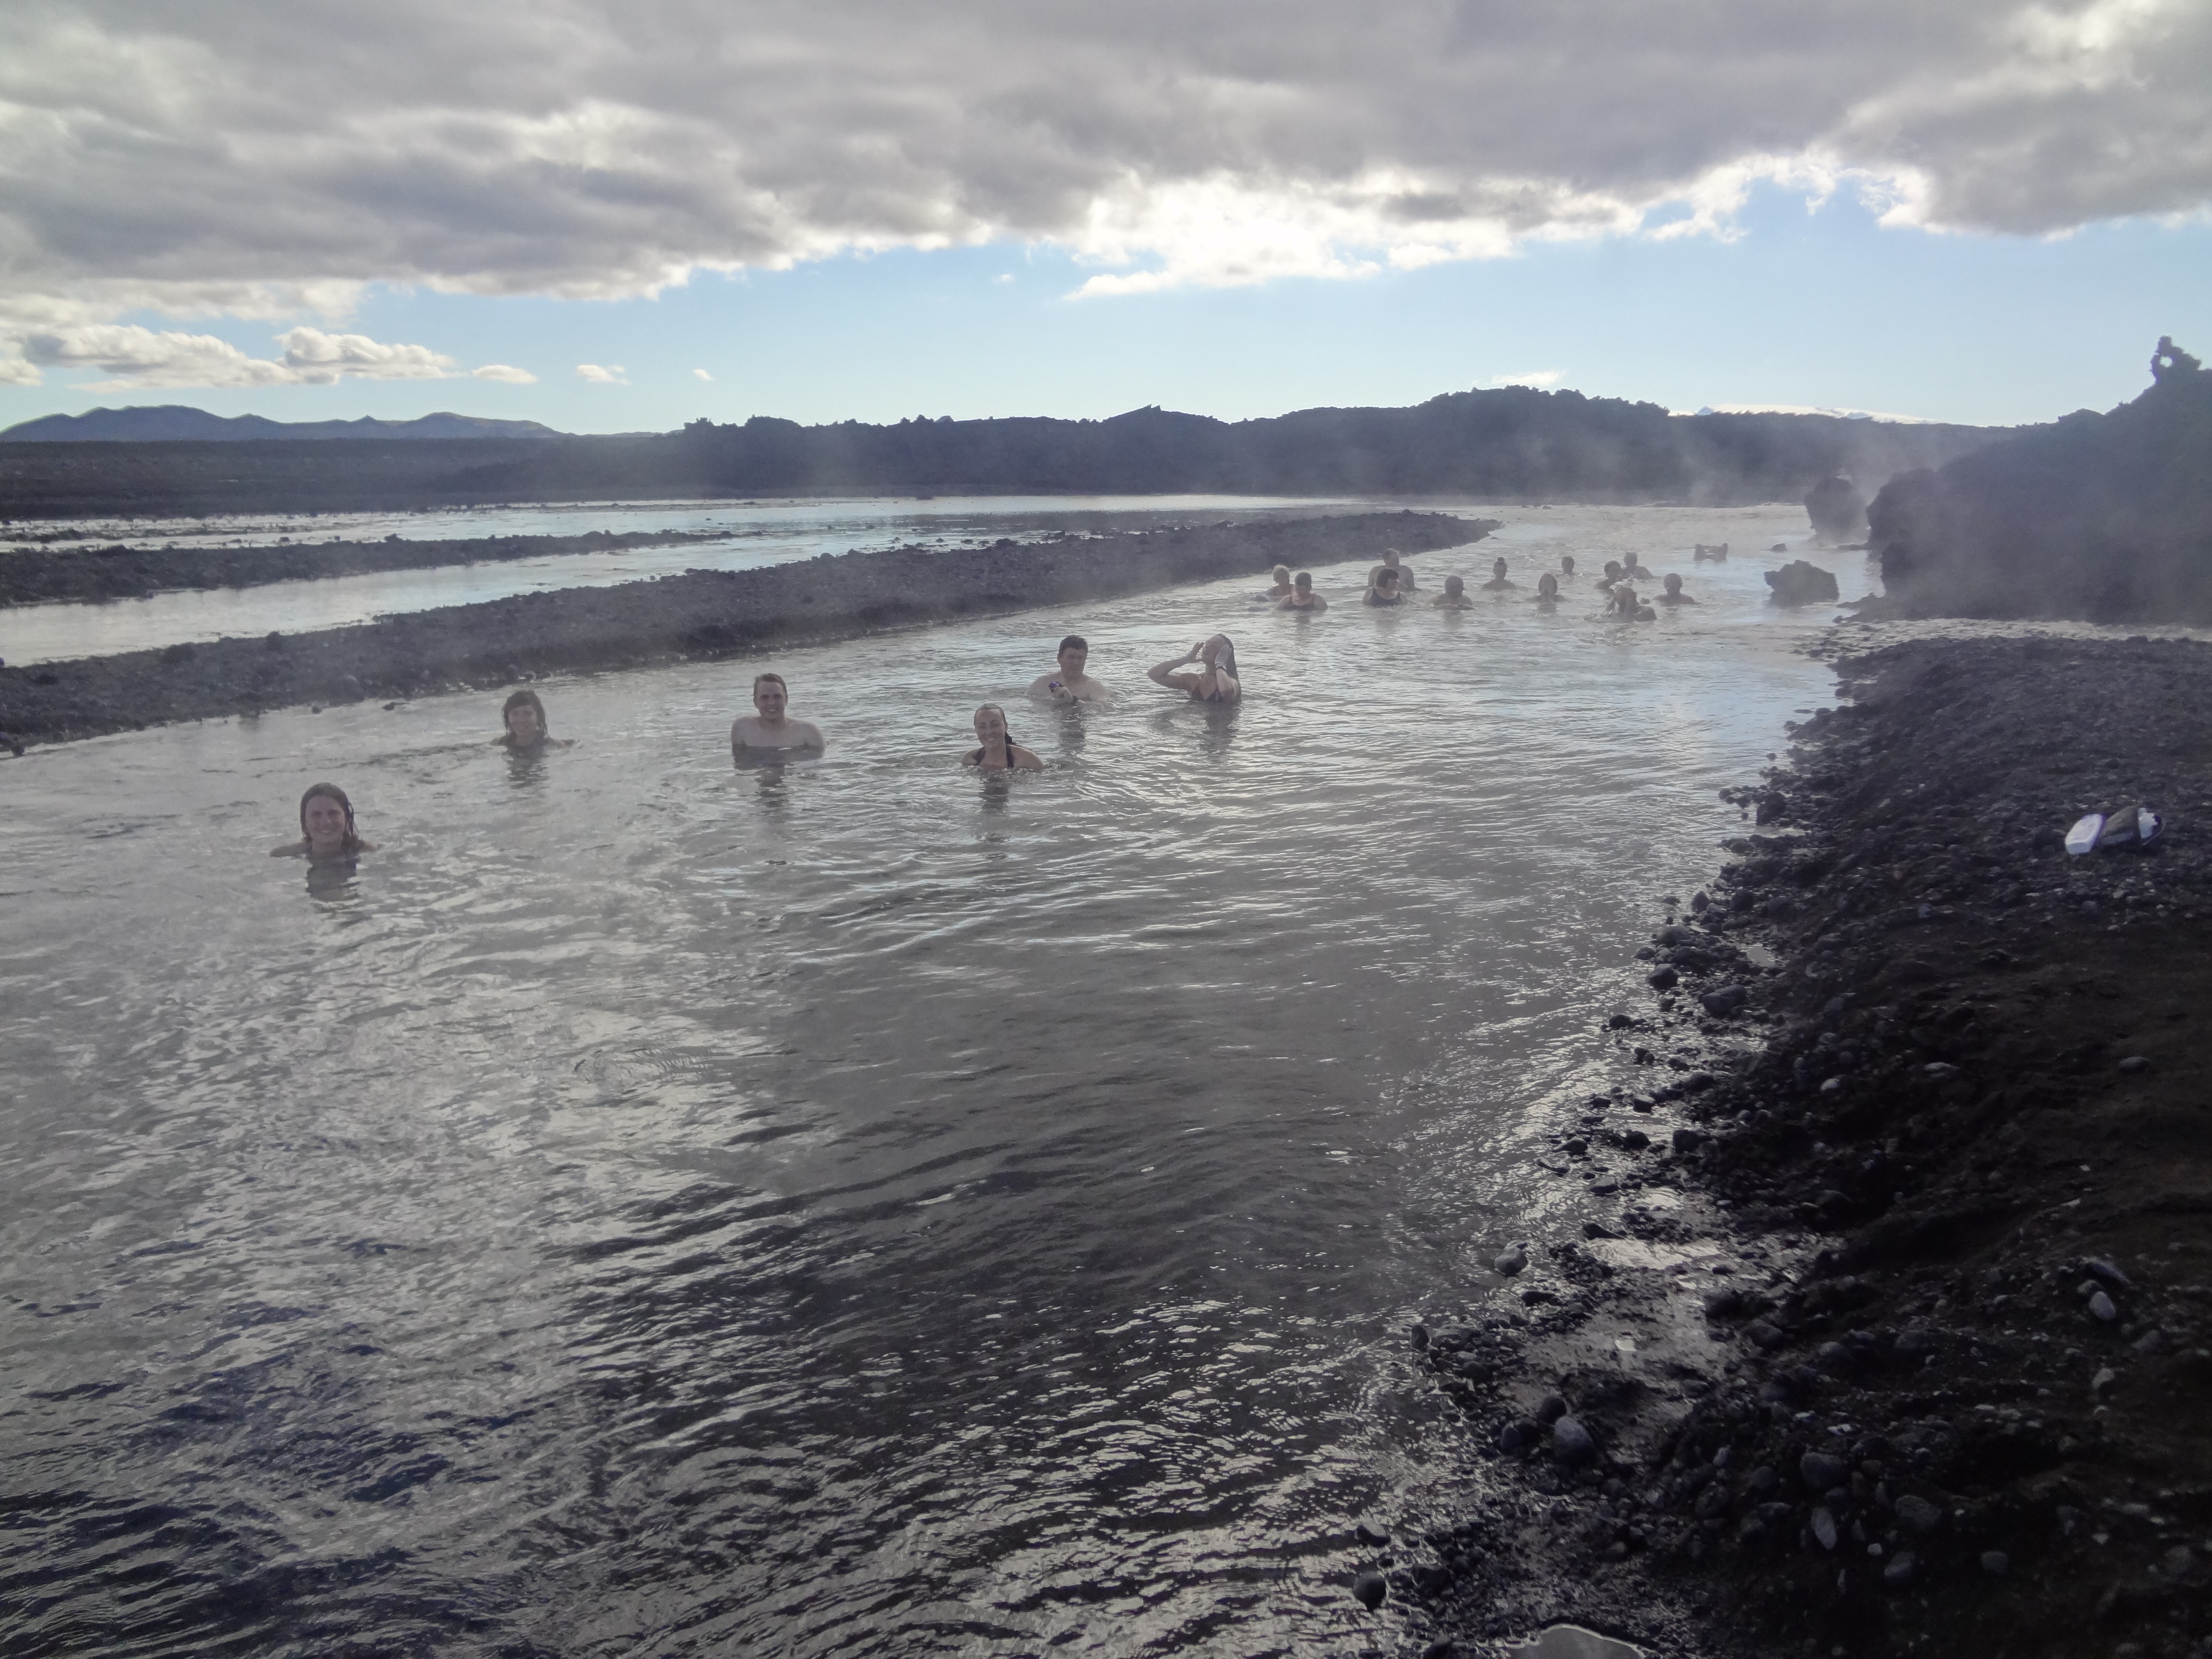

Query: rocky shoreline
<box><xmin>0</xmin><ymin>528</ymin><xmax>730</xmax><ymax>607</ymax></box>
<box><xmin>0</xmin><ymin>511</ymin><xmax>1489</xmax><ymax>748</ymax></box>
<box><xmin>1361</xmin><ymin>633</ymin><xmax>2212</xmax><ymax>1659</ymax></box>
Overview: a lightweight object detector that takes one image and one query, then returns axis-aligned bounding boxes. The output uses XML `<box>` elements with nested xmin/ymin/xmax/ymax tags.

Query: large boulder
<box><xmin>1804</xmin><ymin>475</ymin><xmax>1867</xmax><ymax>543</ymax></box>
<box><xmin>1764</xmin><ymin>560</ymin><xmax>1839</xmax><ymax>605</ymax></box>
<box><xmin>1870</xmin><ymin>338</ymin><xmax>2212</xmax><ymax>622</ymax></box>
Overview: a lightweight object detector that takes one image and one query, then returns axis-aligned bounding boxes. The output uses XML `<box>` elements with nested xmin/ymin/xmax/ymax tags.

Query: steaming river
<box><xmin>2</xmin><ymin>504</ymin><xmax>1844</xmax><ymax>1655</ymax></box>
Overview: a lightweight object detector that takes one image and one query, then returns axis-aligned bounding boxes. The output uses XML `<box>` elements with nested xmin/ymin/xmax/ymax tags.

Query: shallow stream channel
<box><xmin>4</xmin><ymin>503</ymin><xmax>1843</xmax><ymax>1656</ymax></box>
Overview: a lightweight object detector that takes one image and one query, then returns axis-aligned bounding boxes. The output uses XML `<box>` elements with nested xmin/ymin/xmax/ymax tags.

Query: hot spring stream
<box><xmin>2</xmin><ymin>504</ymin><xmax>1845</xmax><ymax>1655</ymax></box>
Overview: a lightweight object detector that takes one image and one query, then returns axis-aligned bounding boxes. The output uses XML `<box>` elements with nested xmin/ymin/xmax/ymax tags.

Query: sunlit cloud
<box><xmin>19</xmin><ymin>323</ymin><xmax>457</xmax><ymax>388</ymax></box>
<box><xmin>1492</xmin><ymin>369</ymin><xmax>1563</xmax><ymax>388</ymax></box>
<box><xmin>692</xmin><ymin>367</ymin><xmax>712</xmax><ymax>381</ymax></box>
<box><xmin>473</xmin><ymin>363</ymin><xmax>538</xmax><ymax>384</ymax></box>
<box><xmin>576</xmin><ymin>363</ymin><xmax>627</xmax><ymax>384</ymax></box>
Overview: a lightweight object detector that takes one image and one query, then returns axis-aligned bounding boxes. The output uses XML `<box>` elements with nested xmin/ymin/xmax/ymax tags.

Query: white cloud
<box><xmin>19</xmin><ymin>322</ymin><xmax>457</xmax><ymax>387</ymax></box>
<box><xmin>0</xmin><ymin>355</ymin><xmax>38</xmax><ymax>386</ymax></box>
<box><xmin>1690</xmin><ymin>401</ymin><xmax>1939</xmax><ymax>423</ymax></box>
<box><xmin>473</xmin><ymin>363</ymin><xmax>538</xmax><ymax>383</ymax></box>
<box><xmin>576</xmin><ymin>363</ymin><xmax>627</xmax><ymax>384</ymax></box>
<box><xmin>692</xmin><ymin>367</ymin><xmax>712</xmax><ymax>381</ymax></box>
<box><xmin>0</xmin><ymin>0</ymin><xmax>2203</xmax><ymax>343</ymax></box>
<box><xmin>1492</xmin><ymin>369</ymin><xmax>1563</xmax><ymax>388</ymax></box>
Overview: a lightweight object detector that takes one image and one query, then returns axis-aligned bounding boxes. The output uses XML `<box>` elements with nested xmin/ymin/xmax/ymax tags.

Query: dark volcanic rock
<box><xmin>1869</xmin><ymin>337</ymin><xmax>2212</xmax><ymax>622</ymax></box>
<box><xmin>1762</xmin><ymin>560</ymin><xmax>1839</xmax><ymax>606</ymax></box>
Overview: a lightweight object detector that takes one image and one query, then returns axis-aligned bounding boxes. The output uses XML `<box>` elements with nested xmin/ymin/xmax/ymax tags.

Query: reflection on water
<box><xmin>4</xmin><ymin>505</ymin><xmax>1838</xmax><ymax>1656</ymax></box>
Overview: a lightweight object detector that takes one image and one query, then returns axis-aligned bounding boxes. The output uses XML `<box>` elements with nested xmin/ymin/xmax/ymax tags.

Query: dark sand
<box><xmin>1369</xmin><ymin>634</ymin><xmax>2212</xmax><ymax>1659</ymax></box>
<box><xmin>0</xmin><ymin>528</ymin><xmax>729</xmax><ymax>607</ymax></box>
<box><xmin>0</xmin><ymin>511</ymin><xmax>1489</xmax><ymax>747</ymax></box>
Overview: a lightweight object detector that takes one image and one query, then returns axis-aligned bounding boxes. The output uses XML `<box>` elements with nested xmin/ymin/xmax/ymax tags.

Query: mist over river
<box><xmin>4</xmin><ymin>504</ymin><xmax>1842</xmax><ymax>1656</ymax></box>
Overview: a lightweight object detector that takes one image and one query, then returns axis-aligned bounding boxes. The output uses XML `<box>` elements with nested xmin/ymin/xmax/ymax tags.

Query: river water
<box><xmin>2</xmin><ymin>504</ymin><xmax>1843</xmax><ymax>1656</ymax></box>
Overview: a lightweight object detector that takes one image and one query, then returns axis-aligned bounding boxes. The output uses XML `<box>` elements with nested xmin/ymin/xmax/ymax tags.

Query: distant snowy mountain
<box><xmin>0</xmin><ymin>405</ymin><xmax>564</xmax><ymax>442</ymax></box>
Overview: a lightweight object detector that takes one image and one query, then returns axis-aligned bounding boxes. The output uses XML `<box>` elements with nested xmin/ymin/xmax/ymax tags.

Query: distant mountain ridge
<box><xmin>0</xmin><ymin>405</ymin><xmax>564</xmax><ymax>443</ymax></box>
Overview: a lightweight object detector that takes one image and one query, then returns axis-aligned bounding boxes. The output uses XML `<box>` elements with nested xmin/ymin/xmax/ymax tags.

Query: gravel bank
<box><xmin>1358</xmin><ymin>633</ymin><xmax>2212</xmax><ymax>1659</ymax></box>
<box><xmin>0</xmin><ymin>510</ymin><xmax>1489</xmax><ymax>748</ymax></box>
<box><xmin>0</xmin><ymin>528</ymin><xmax>728</xmax><ymax>606</ymax></box>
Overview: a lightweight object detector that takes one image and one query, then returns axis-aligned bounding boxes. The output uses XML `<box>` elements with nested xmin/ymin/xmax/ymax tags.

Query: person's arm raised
<box><xmin>1147</xmin><ymin>645</ymin><xmax>1202</xmax><ymax>686</ymax></box>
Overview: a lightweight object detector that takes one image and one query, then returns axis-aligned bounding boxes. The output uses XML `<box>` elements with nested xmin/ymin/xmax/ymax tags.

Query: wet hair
<box><xmin>1603</xmin><ymin>561</ymin><xmax>1623</xmax><ymax>577</ymax></box>
<box><xmin>1443</xmin><ymin>574</ymin><xmax>1466</xmax><ymax>592</ymax></box>
<box><xmin>298</xmin><ymin>781</ymin><xmax>362</xmax><ymax>852</ymax></box>
<box><xmin>1058</xmin><ymin>635</ymin><xmax>1087</xmax><ymax>657</ymax></box>
<box><xmin>1561</xmin><ymin>554</ymin><xmax>1576</xmax><ymax>574</ymax></box>
<box><xmin>1664</xmin><ymin>572</ymin><xmax>1683</xmax><ymax>589</ymax></box>
<box><xmin>500</xmin><ymin>688</ymin><xmax>548</xmax><ymax>741</ymax></box>
<box><xmin>753</xmin><ymin>672</ymin><xmax>788</xmax><ymax>697</ymax></box>
<box><xmin>1293</xmin><ymin>571</ymin><xmax>1313</xmax><ymax>589</ymax></box>
<box><xmin>1210</xmin><ymin>637</ymin><xmax>1238</xmax><ymax>679</ymax></box>
<box><xmin>972</xmin><ymin>703</ymin><xmax>1023</xmax><ymax>759</ymax></box>
<box><xmin>1537</xmin><ymin>572</ymin><xmax>1560</xmax><ymax>597</ymax></box>
<box><xmin>1493</xmin><ymin>557</ymin><xmax>1508</xmax><ymax>571</ymax></box>
<box><xmin>1373</xmin><ymin>566</ymin><xmax>1400</xmax><ymax>587</ymax></box>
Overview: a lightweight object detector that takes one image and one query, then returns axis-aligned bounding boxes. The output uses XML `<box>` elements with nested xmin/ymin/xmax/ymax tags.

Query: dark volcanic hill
<box><xmin>0</xmin><ymin>386</ymin><xmax>2008</xmax><ymax>519</ymax></box>
<box><xmin>1869</xmin><ymin>338</ymin><xmax>2212</xmax><ymax>623</ymax></box>
<box><xmin>0</xmin><ymin>406</ymin><xmax>563</xmax><ymax>443</ymax></box>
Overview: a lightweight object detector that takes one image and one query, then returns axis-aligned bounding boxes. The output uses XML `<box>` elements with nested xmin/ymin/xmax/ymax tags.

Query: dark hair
<box><xmin>753</xmin><ymin>672</ymin><xmax>788</xmax><ymax>695</ymax></box>
<box><xmin>1058</xmin><ymin>636</ymin><xmax>1087</xmax><ymax>656</ymax></box>
<box><xmin>298</xmin><ymin>781</ymin><xmax>362</xmax><ymax>852</ymax></box>
<box><xmin>970</xmin><ymin>703</ymin><xmax>1022</xmax><ymax>762</ymax></box>
<box><xmin>1293</xmin><ymin>571</ymin><xmax>1312</xmax><ymax>588</ymax></box>
<box><xmin>1374</xmin><ymin>567</ymin><xmax>1399</xmax><ymax>586</ymax></box>
<box><xmin>1211</xmin><ymin>637</ymin><xmax>1238</xmax><ymax>680</ymax></box>
<box><xmin>500</xmin><ymin>688</ymin><xmax>548</xmax><ymax>741</ymax></box>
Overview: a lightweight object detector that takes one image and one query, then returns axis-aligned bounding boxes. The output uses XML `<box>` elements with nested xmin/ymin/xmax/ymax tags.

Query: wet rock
<box><xmin>1620</xmin><ymin>1129</ymin><xmax>1649</xmax><ymax>1151</ymax></box>
<box><xmin>2084</xmin><ymin>1258</ymin><xmax>2136</xmax><ymax>1290</ymax></box>
<box><xmin>2118</xmin><ymin>1054</ymin><xmax>2151</xmax><ymax>1072</ymax></box>
<box><xmin>1647</xmin><ymin>966</ymin><xmax>1679</xmax><ymax>990</ymax></box>
<box><xmin>1355</xmin><ymin>1522</ymin><xmax>1391</xmax><ymax>1546</ymax></box>
<box><xmin>1409</xmin><ymin>1324</ymin><xmax>1429</xmax><ymax>1349</ymax></box>
<box><xmin>1553</xmin><ymin>1417</ymin><xmax>1598</xmax><ymax>1465</ymax></box>
<box><xmin>1882</xmin><ymin>1551</ymin><xmax>1916</xmax><ymax>1590</ymax></box>
<box><xmin>1745</xmin><ymin>1320</ymin><xmax>1787</xmax><ymax>1350</ymax></box>
<box><xmin>1534</xmin><ymin>1394</ymin><xmax>1568</xmax><ymax>1425</ymax></box>
<box><xmin>1982</xmin><ymin>1550</ymin><xmax>2009</xmax><ymax>1576</ymax></box>
<box><xmin>1351</xmin><ymin>1570</ymin><xmax>1387</xmax><ymax>1610</ymax></box>
<box><xmin>1494</xmin><ymin>1243</ymin><xmax>1529</xmax><ymax>1277</ymax></box>
<box><xmin>1671</xmin><ymin>1127</ymin><xmax>1707</xmax><ymax>1154</ymax></box>
<box><xmin>1811</xmin><ymin>1505</ymin><xmax>1839</xmax><ymax>1550</ymax></box>
<box><xmin>1700</xmin><ymin>984</ymin><xmax>1751</xmax><ymax>1017</ymax></box>
<box><xmin>2092</xmin><ymin>1366</ymin><xmax>2117</xmax><ymax>1395</ymax></box>
<box><xmin>1764</xmin><ymin>560</ymin><xmax>1840</xmax><ymax>606</ymax></box>
<box><xmin>1409</xmin><ymin>1563</ymin><xmax>1456</xmax><ymax>1598</ymax></box>
<box><xmin>2088</xmin><ymin>1290</ymin><xmax>2118</xmax><ymax>1322</ymax></box>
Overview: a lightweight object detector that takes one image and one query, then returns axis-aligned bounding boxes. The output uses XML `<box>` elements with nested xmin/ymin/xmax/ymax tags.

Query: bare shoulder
<box><xmin>270</xmin><ymin>840</ymin><xmax>304</xmax><ymax>857</ymax></box>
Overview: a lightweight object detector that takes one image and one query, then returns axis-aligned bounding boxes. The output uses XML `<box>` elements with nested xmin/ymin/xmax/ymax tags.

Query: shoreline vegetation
<box><xmin>0</xmin><ymin>387</ymin><xmax>2003</xmax><ymax>519</ymax></box>
<box><xmin>0</xmin><ymin>528</ymin><xmax>733</xmax><ymax>607</ymax></box>
<box><xmin>0</xmin><ymin>509</ymin><xmax>1490</xmax><ymax>748</ymax></box>
<box><xmin>1374</xmin><ymin>635</ymin><xmax>2212</xmax><ymax>1659</ymax></box>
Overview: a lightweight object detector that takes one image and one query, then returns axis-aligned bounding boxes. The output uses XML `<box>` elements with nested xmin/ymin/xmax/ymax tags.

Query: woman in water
<box><xmin>1480</xmin><ymin>557</ymin><xmax>1517</xmax><ymax>591</ymax></box>
<box><xmin>1148</xmin><ymin>634</ymin><xmax>1241</xmax><ymax>704</ymax></box>
<box><xmin>271</xmin><ymin>781</ymin><xmax>376</xmax><ymax>862</ymax></box>
<box><xmin>1561</xmin><ymin>554</ymin><xmax>1577</xmax><ymax>578</ymax></box>
<box><xmin>1259</xmin><ymin>565</ymin><xmax>1295</xmax><ymax>601</ymax></box>
<box><xmin>1362</xmin><ymin>567</ymin><xmax>1404</xmax><ymax>607</ymax></box>
<box><xmin>1431</xmin><ymin>574</ymin><xmax>1471</xmax><ymax>609</ymax></box>
<box><xmin>1657</xmin><ymin>572</ymin><xmax>1697</xmax><ymax>606</ymax></box>
<box><xmin>494</xmin><ymin>688</ymin><xmax>572</xmax><ymax>749</ymax></box>
<box><xmin>1276</xmin><ymin>571</ymin><xmax>1328</xmax><ymax>613</ymax></box>
<box><xmin>1535</xmin><ymin>572</ymin><xmax>1560</xmax><ymax>604</ymax></box>
<box><xmin>963</xmin><ymin>704</ymin><xmax>1045</xmax><ymax>771</ymax></box>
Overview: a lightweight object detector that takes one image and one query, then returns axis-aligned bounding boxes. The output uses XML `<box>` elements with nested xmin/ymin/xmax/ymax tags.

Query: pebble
<box><xmin>2092</xmin><ymin>1366</ymin><xmax>2117</xmax><ymax>1395</ymax></box>
<box><xmin>1553</xmin><ymin>1416</ymin><xmax>1598</xmax><ymax>1465</ymax></box>
<box><xmin>1351</xmin><ymin>1570</ymin><xmax>1387</xmax><ymax>1610</ymax></box>
<box><xmin>1811</xmin><ymin>1506</ymin><xmax>1839</xmax><ymax>1550</ymax></box>
<box><xmin>2118</xmin><ymin>1055</ymin><xmax>2151</xmax><ymax>1072</ymax></box>
<box><xmin>1981</xmin><ymin>1550</ymin><xmax>2009</xmax><ymax>1576</ymax></box>
<box><xmin>1745</xmin><ymin>1320</ymin><xmax>1786</xmax><ymax>1350</ymax></box>
<box><xmin>1534</xmin><ymin>1393</ymin><xmax>1568</xmax><ymax>1424</ymax></box>
<box><xmin>1893</xmin><ymin>1494</ymin><xmax>1943</xmax><ymax>1534</ymax></box>
<box><xmin>1882</xmin><ymin>1551</ymin><xmax>1916</xmax><ymax>1590</ymax></box>
<box><xmin>1355</xmin><ymin>1522</ymin><xmax>1391</xmax><ymax>1546</ymax></box>
<box><xmin>1700</xmin><ymin>984</ymin><xmax>1750</xmax><ymax>1016</ymax></box>
<box><xmin>1801</xmin><ymin>1452</ymin><xmax>1851</xmax><ymax>1492</ymax></box>
<box><xmin>1493</xmin><ymin>1243</ymin><xmax>1529</xmax><ymax>1277</ymax></box>
<box><xmin>1647</xmin><ymin>966</ymin><xmax>1679</xmax><ymax>990</ymax></box>
<box><xmin>2089</xmin><ymin>1290</ymin><xmax>2118</xmax><ymax>1322</ymax></box>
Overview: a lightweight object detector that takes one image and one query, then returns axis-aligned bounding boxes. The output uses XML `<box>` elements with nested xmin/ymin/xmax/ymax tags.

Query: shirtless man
<box><xmin>1657</xmin><ymin>572</ymin><xmax>1697</xmax><ymax>606</ymax></box>
<box><xmin>1620</xmin><ymin>553</ymin><xmax>1656</xmax><ymax>581</ymax></box>
<box><xmin>1431</xmin><ymin>574</ymin><xmax>1472</xmax><ymax>609</ymax></box>
<box><xmin>1027</xmin><ymin>635</ymin><xmax>1113</xmax><ymax>705</ymax></box>
<box><xmin>731</xmin><ymin>672</ymin><xmax>826</xmax><ymax>757</ymax></box>
<box><xmin>1480</xmin><ymin>557</ymin><xmax>1516</xmax><ymax>592</ymax></box>
<box><xmin>1379</xmin><ymin>548</ymin><xmax>1418</xmax><ymax>592</ymax></box>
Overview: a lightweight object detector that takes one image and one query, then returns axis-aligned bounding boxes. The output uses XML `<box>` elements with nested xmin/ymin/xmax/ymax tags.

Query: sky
<box><xmin>2</xmin><ymin>0</ymin><xmax>2207</xmax><ymax>435</ymax></box>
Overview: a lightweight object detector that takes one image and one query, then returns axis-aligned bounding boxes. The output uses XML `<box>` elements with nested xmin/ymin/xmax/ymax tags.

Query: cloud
<box><xmin>576</xmin><ymin>363</ymin><xmax>627</xmax><ymax>384</ymax></box>
<box><xmin>0</xmin><ymin>355</ymin><xmax>38</xmax><ymax>386</ymax></box>
<box><xmin>473</xmin><ymin>363</ymin><xmax>538</xmax><ymax>383</ymax></box>
<box><xmin>0</xmin><ymin>0</ymin><xmax>2204</xmax><ymax>337</ymax></box>
<box><xmin>1691</xmin><ymin>401</ymin><xmax>1938</xmax><ymax>423</ymax></box>
<box><xmin>1493</xmin><ymin>369</ymin><xmax>1563</xmax><ymax>388</ymax></box>
<box><xmin>19</xmin><ymin>323</ymin><xmax>457</xmax><ymax>387</ymax></box>
<box><xmin>692</xmin><ymin>367</ymin><xmax>712</xmax><ymax>381</ymax></box>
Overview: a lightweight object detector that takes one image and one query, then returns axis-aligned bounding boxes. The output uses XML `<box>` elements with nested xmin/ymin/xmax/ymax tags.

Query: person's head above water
<box><xmin>752</xmin><ymin>672</ymin><xmax>790</xmax><ymax>719</ymax></box>
<box><xmin>1492</xmin><ymin>557</ymin><xmax>1508</xmax><ymax>578</ymax></box>
<box><xmin>500</xmin><ymin>688</ymin><xmax>549</xmax><ymax>745</ymax></box>
<box><xmin>298</xmin><ymin>781</ymin><xmax>361</xmax><ymax>856</ymax></box>
<box><xmin>1603</xmin><ymin>560</ymin><xmax>1624</xmax><ymax>580</ymax></box>
<box><xmin>974</xmin><ymin>702</ymin><xmax>1015</xmax><ymax>749</ymax></box>
<box><xmin>1562</xmin><ymin>554</ymin><xmax>1577</xmax><ymax>576</ymax></box>
<box><xmin>1293</xmin><ymin>571</ymin><xmax>1313</xmax><ymax>591</ymax></box>
<box><xmin>1269</xmin><ymin>565</ymin><xmax>1291</xmax><ymax>587</ymax></box>
<box><xmin>1057</xmin><ymin>635</ymin><xmax>1088</xmax><ymax>675</ymax></box>
<box><xmin>1443</xmin><ymin>574</ymin><xmax>1466</xmax><ymax>596</ymax></box>
<box><xmin>1382</xmin><ymin>549</ymin><xmax>1404</xmax><ymax>569</ymax></box>
<box><xmin>1664</xmin><ymin>573</ymin><xmax>1684</xmax><ymax>593</ymax></box>
<box><xmin>1537</xmin><ymin>572</ymin><xmax>1560</xmax><ymax>599</ymax></box>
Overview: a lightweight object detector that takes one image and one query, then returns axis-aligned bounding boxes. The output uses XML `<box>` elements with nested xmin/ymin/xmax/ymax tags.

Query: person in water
<box><xmin>964</xmin><ymin>703</ymin><xmax>1046</xmax><ymax>771</ymax></box>
<box><xmin>1431</xmin><ymin>574</ymin><xmax>1471</xmax><ymax>609</ymax></box>
<box><xmin>1363</xmin><ymin>567</ymin><xmax>1404</xmax><ymax>607</ymax></box>
<box><xmin>1260</xmin><ymin>565</ymin><xmax>1295</xmax><ymax>601</ymax></box>
<box><xmin>1620</xmin><ymin>552</ymin><xmax>1656</xmax><ymax>580</ymax></box>
<box><xmin>494</xmin><ymin>688</ymin><xmax>572</xmax><ymax>749</ymax></box>
<box><xmin>1480</xmin><ymin>557</ymin><xmax>1516</xmax><ymax>592</ymax></box>
<box><xmin>1657</xmin><ymin>572</ymin><xmax>1697</xmax><ymax>606</ymax></box>
<box><xmin>1535</xmin><ymin>572</ymin><xmax>1560</xmax><ymax>603</ymax></box>
<box><xmin>1561</xmin><ymin>554</ymin><xmax>1577</xmax><ymax>578</ymax></box>
<box><xmin>1148</xmin><ymin>634</ymin><xmax>1241</xmax><ymax>704</ymax></box>
<box><xmin>272</xmin><ymin>781</ymin><xmax>376</xmax><ymax>862</ymax></box>
<box><xmin>731</xmin><ymin>672</ymin><xmax>826</xmax><ymax>757</ymax></box>
<box><xmin>1027</xmin><ymin>635</ymin><xmax>1113</xmax><ymax>705</ymax></box>
<box><xmin>1379</xmin><ymin>548</ymin><xmax>1418</xmax><ymax>591</ymax></box>
<box><xmin>1597</xmin><ymin>560</ymin><xmax>1624</xmax><ymax>587</ymax></box>
<box><xmin>1611</xmin><ymin>584</ymin><xmax>1657</xmax><ymax>622</ymax></box>
<box><xmin>1276</xmin><ymin>571</ymin><xmax>1327</xmax><ymax>613</ymax></box>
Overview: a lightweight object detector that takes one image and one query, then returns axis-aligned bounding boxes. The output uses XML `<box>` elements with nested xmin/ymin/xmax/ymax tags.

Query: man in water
<box><xmin>1379</xmin><ymin>548</ymin><xmax>1418</xmax><ymax>591</ymax></box>
<box><xmin>1363</xmin><ymin>567</ymin><xmax>1405</xmax><ymax>607</ymax></box>
<box><xmin>1431</xmin><ymin>574</ymin><xmax>1471</xmax><ymax>609</ymax></box>
<box><xmin>1657</xmin><ymin>573</ymin><xmax>1697</xmax><ymax>605</ymax></box>
<box><xmin>1620</xmin><ymin>552</ymin><xmax>1657</xmax><ymax>580</ymax></box>
<box><xmin>1480</xmin><ymin>557</ymin><xmax>1517</xmax><ymax>591</ymax></box>
<box><xmin>731</xmin><ymin>672</ymin><xmax>826</xmax><ymax>757</ymax></box>
<box><xmin>1027</xmin><ymin>635</ymin><xmax>1113</xmax><ymax>704</ymax></box>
